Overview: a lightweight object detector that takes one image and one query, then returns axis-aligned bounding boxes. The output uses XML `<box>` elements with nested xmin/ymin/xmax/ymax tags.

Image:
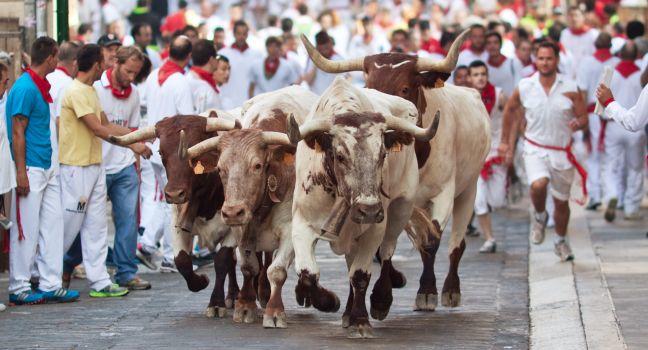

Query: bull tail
<box><xmin>405</xmin><ymin>206</ymin><xmax>441</xmax><ymax>254</ymax></box>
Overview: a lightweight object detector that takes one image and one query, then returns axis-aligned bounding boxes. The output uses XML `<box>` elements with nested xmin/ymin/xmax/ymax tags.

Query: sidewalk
<box><xmin>528</xmin><ymin>198</ymin><xmax>648</xmax><ymax>350</ymax></box>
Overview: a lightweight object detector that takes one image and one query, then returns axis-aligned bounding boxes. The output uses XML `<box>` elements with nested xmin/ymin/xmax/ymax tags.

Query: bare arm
<box><xmin>248</xmin><ymin>82</ymin><xmax>255</xmax><ymax>99</ymax></box>
<box><xmin>499</xmin><ymin>88</ymin><xmax>522</xmax><ymax>163</ymax></box>
<box><xmin>11</xmin><ymin>115</ymin><xmax>30</xmax><ymax>196</ymax></box>
<box><xmin>564</xmin><ymin>90</ymin><xmax>588</xmax><ymax>131</ymax></box>
<box><xmin>82</xmin><ymin>113</ymin><xmax>152</xmax><ymax>158</ymax></box>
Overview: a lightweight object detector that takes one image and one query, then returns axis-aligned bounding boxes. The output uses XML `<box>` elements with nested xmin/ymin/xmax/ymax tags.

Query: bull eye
<box><xmin>254</xmin><ymin>163</ymin><xmax>262</xmax><ymax>170</ymax></box>
<box><xmin>336</xmin><ymin>154</ymin><xmax>345</xmax><ymax>163</ymax></box>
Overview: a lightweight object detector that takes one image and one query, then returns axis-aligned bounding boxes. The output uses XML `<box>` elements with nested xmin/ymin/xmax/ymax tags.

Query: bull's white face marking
<box><xmin>373</xmin><ymin>60</ymin><xmax>411</xmax><ymax>70</ymax></box>
<box><xmin>391</xmin><ymin>60</ymin><xmax>412</xmax><ymax>68</ymax></box>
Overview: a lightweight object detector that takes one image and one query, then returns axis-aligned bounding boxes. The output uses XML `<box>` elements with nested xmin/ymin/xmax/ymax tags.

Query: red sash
<box><xmin>106</xmin><ymin>69</ymin><xmax>133</xmax><ymax>99</ymax></box>
<box><xmin>190</xmin><ymin>66</ymin><xmax>218</xmax><ymax>92</ymax></box>
<box><xmin>480</xmin><ymin>156</ymin><xmax>504</xmax><ymax>180</ymax></box>
<box><xmin>524</xmin><ymin>136</ymin><xmax>588</xmax><ymax>202</ymax></box>
<box><xmin>158</xmin><ymin>60</ymin><xmax>185</xmax><ymax>86</ymax></box>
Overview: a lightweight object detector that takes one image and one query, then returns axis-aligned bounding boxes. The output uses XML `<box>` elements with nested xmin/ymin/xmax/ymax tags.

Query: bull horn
<box><xmin>385</xmin><ymin>110</ymin><xmax>440</xmax><ymax>142</ymax></box>
<box><xmin>287</xmin><ymin>114</ymin><xmax>302</xmax><ymax>144</ymax></box>
<box><xmin>109</xmin><ymin>125</ymin><xmax>156</xmax><ymax>146</ymax></box>
<box><xmin>187</xmin><ymin>135</ymin><xmax>222</xmax><ymax>159</ymax></box>
<box><xmin>205</xmin><ymin>117</ymin><xmax>240</xmax><ymax>132</ymax></box>
<box><xmin>299</xmin><ymin>118</ymin><xmax>332</xmax><ymax>141</ymax></box>
<box><xmin>301</xmin><ymin>34</ymin><xmax>364</xmax><ymax>73</ymax></box>
<box><xmin>178</xmin><ymin>130</ymin><xmax>188</xmax><ymax>159</ymax></box>
<box><xmin>261</xmin><ymin>131</ymin><xmax>292</xmax><ymax>146</ymax></box>
<box><xmin>415</xmin><ymin>28</ymin><xmax>470</xmax><ymax>73</ymax></box>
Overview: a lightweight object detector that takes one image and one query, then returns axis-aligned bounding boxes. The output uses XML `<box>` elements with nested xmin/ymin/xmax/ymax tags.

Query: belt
<box><xmin>524</xmin><ymin>136</ymin><xmax>588</xmax><ymax>202</ymax></box>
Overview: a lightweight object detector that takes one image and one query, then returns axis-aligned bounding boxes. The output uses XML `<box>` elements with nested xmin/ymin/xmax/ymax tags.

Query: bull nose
<box><xmin>351</xmin><ymin>202</ymin><xmax>384</xmax><ymax>224</ymax></box>
<box><xmin>164</xmin><ymin>189</ymin><xmax>186</xmax><ymax>204</ymax></box>
<box><xmin>221</xmin><ymin>205</ymin><xmax>247</xmax><ymax>224</ymax></box>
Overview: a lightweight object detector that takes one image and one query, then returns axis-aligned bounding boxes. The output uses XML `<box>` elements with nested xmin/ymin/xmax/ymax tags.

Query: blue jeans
<box><xmin>63</xmin><ymin>164</ymin><xmax>139</xmax><ymax>284</ymax></box>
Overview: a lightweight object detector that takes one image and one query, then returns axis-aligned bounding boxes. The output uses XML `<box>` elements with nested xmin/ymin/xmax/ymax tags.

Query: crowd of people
<box><xmin>0</xmin><ymin>0</ymin><xmax>646</xmax><ymax>313</ymax></box>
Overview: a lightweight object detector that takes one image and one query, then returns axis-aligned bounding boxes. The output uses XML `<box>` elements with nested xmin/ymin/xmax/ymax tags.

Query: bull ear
<box><xmin>305</xmin><ymin>132</ymin><xmax>332</xmax><ymax>153</ymax></box>
<box><xmin>269</xmin><ymin>144</ymin><xmax>297</xmax><ymax>165</ymax></box>
<box><xmin>384</xmin><ymin>130</ymin><xmax>414</xmax><ymax>152</ymax></box>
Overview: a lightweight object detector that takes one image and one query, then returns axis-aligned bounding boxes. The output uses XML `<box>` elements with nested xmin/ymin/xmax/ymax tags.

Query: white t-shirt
<box><xmin>188</xmin><ymin>70</ymin><xmax>221</xmax><ymax>113</ymax></box>
<box><xmin>519</xmin><ymin>73</ymin><xmax>578</xmax><ymax>170</ymax></box>
<box><xmin>217</xmin><ymin>45</ymin><xmax>263</xmax><ymax>109</ymax></box>
<box><xmin>604</xmin><ymin>84</ymin><xmax>648</xmax><ymax>132</ymax></box>
<box><xmin>487</xmin><ymin>56</ymin><xmax>521</xmax><ymax>96</ymax></box>
<box><xmin>560</xmin><ymin>27</ymin><xmax>599</xmax><ymax>78</ymax></box>
<box><xmin>576</xmin><ymin>53</ymin><xmax>620</xmax><ymax>107</ymax></box>
<box><xmin>610</xmin><ymin>62</ymin><xmax>643</xmax><ymax>109</ymax></box>
<box><xmin>514</xmin><ymin>56</ymin><xmax>536</xmax><ymax>78</ymax></box>
<box><xmin>94</xmin><ymin>70</ymin><xmax>141</xmax><ymax>175</ymax></box>
<box><xmin>487</xmin><ymin>87</ymin><xmax>505</xmax><ymax>158</ymax></box>
<box><xmin>46</xmin><ymin>68</ymin><xmax>73</xmax><ymax>172</ymax></box>
<box><xmin>347</xmin><ymin>34</ymin><xmax>390</xmax><ymax>86</ymax></box>
<box><xmin>250</xmin><ymin>57</ymin><xmax>299</xmax><ymax>96</ymax></box>
<box><xmin>306</xmin><ymin>52</ymin><xmax>344</xmax><ymax>95</ymax></box>
<box><xmin>0</xmin><ymin>93</ymin><xmax>16</xmax><ymax>194</ymax></box>
<box><xmin>146</xmin><ymin>47</ymin><xmax>163</xmax><ymax>69</ymax></box>
<box><xmin>457</xmin><ymin>48</ymin><xmax>488</xmax><ymax>67</ymax></box>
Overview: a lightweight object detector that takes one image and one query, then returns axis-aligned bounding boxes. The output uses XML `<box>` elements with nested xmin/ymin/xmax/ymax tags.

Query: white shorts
<box><xmin>524</xmin><ymin>152</ymin><xmax>575</xmax><ymax>202</ymax></box>
<box><xmin>474</xmin><ymin>164</ymin><xmax>508</xmax><ymax>215</ymax></box>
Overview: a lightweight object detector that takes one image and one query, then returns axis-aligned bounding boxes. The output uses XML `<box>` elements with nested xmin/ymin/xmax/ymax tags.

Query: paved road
<box><xmin>0</xmin><ymin>208</ymin><xmax>530</xmax><ymax>350</ymax></box>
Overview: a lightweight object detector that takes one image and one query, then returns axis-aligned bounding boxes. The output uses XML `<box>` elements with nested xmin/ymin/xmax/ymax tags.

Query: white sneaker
<box><xmin>623</xmin><ymin>212</ymin><xmax>641</xmax><ymax>221</ymax></box>
<box><xmin>479</xmin><ymin>240</ymin><xmax>496</xmax><ymax>253</ymax></box>
<box><xmin>554</xmin><ymin>240</ymin><xmax>574</xmax><ymax>262</ymax></box>
<box><xmin>0</xmin><ymin>302</ymin><xmax>6</xmax><ymax>312</ymax></box>
<box><xmin>530</xmin><ymin>211</ymin><xmax>548</xmax><ymax>245</ymax></box>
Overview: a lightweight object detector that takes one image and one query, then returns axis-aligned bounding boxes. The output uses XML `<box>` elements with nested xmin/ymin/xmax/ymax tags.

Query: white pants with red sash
<box><xmin>8</xmin><ymin>166</ymin><xmax>64</xmax><ymax>294</ymax></box>
<box><xmin>475</xmin><ymin>156</ymin><xmax>508</xmax><ymax>215</ymax></box>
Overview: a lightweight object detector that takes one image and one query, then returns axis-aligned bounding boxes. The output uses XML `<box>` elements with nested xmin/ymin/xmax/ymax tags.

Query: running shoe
<box><xmin>119</xmin><ymin>277</ymin><xmax>152</xmax><ymax>291</ymax></box>
<box><xmin>89</xmin><ymin>284</ymin><xmax>129</xmax><ymax>298</ymax></box>
<box><xmin>623</xmin><ymin>212</ymin><xmax>641</xmax><ymax>221</ymax></box>
<box><xmin>465</xmin><ymin>223</ymin><xmax>480</xmax><ymax>237</ymax></box>
<box><xmin>554</xmin><ymin>240</ymin><xmax>574</xmax><ymax>262</ymax></box>
<box><xmin>530</xmin><ymin>211</ymin><xmax>548</xmax><ymax>245</ymax></box>
<box><xmin>585</xmin><ymin>200</ymin><xmax>601</xmax><ymax>211</ymax></box>
<box><xmin>0</xmin><ymin>303</ymin><xmax>6</xmax><ymax>312</ymax></box>
<box><xmin>136</xmin><ymin>246</ymin><xmax>158</xmax><ymax>270</ymax></box>
<box><xmin>9</xmin><ymin>290</ymin><xmax>45</xmax><ymax>305</ymax></box>
<box><xmin>160</xmin><ymin>259</ymin><xmax>179</xmax><ymax>273</ymax></box>
<box><xmin>604</xmin><ymin>198</ymin><xmax>617</xmax><ymax>222</ymax></box>
<box><xmin>479</xmin><ymin>240</ymin><xmax>496</xmax><ymax>253</ymax></box>
<box><xmin>39</xmin><ymin>288</ymin><xmax>80</xmax><ymax>303</ymax></box>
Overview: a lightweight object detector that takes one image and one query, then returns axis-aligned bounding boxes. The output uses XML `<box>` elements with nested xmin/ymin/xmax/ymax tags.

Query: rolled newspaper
<box><xmin>594</xmin><ymin>66</ymin><xmax>614</xmax><ymax>116</ymax></box>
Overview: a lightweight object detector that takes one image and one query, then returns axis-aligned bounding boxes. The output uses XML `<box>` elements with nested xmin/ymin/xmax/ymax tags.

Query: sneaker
<box><xmin>39</xmin><ymin>288</ymin><xmax>80</xmax><ymax>303</ymax></box>
<box><xmin>604</xmin><ymin>198</ymin><xmax>617</xmax><ymax>222</ymax></box>
<box><xmin>554</xmin><ymin>240</ymin><xmax>574</xmax><ymax>262</ymax></box>
<box><xmin>160</xmin><ymin>259</ymin><xmax>178</xmax><ymax>273</ymax></box>
<box><xmin>623</xmin><ymin>212</ymin><xmax>641</xmax><ymax>221</ymax></box>
<box><xmin>193</xmin><ymin>253</ymin><xmax>215</xmax><ymax>268</ymax></box>
<box><xmin>62</xmin><ymin>271</ymin><xmax>72</xmax><ymax>289</ymax></box>
<box><xmin>530</xmin><ymin>211</ymin><xmax>548</xmax><ymax>245</ymax></box>
<box><xmin>465</xmin><ymin>223</ymin><xmax>480</xmax><ymax>237</ymax></box>
<box><xmin>89</xmin><ymin>283</ymin><xmax>129</xmax><ymax>298</ymax></box>
<box><xmin>0</xmin><ymin>303</ymin><xmax>6</xmax><ymax>312</ymax></box>
<box><xmin>119</xmin><ymin>277</ymin><xmax>152</xmax><ymax>291</ymax></box>
<box><xmin>585</xmin><ymin>200</ymin><xmax>601</xmax><ymax>211</ymax></box>
<box><xmin>72</xmin><ymin>265</ymin><xmax>86</xmax><ymax>279</ymax></box>
<box><xmin>136</xmin><ymin>246</ymin><xmax>158</xmax><ymax>270</ymax></box>
<box><xmin>479</xmin><ymin>240</ymin><xmax>496</xmax><ymax>253</ymax></box>
<box><xmin>9</xmin><ymin>290</ymin><xmax>45</xmax><ymax>305</ymax></box>
<box><xmin>0</xmin><ymin>215</ymin><xmax>12</xmax><ymax>230</ymax></box>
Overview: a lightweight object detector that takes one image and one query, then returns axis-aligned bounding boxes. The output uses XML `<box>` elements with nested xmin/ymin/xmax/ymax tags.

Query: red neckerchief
<box><xmin>421</xmin><ymin>38</ymin><xmax>441</xmax><ymax>53</ymax></box>
<box><xmin>56</xmin><ymin>66</ymin><xmax>71</xmax><ymax>77</ymax></box>
<box><xmin>190</xmin><ymin>66</ymin><xmax>218</xmax><ymax>92</ymax></box>
<box><xmin>481</xmin><ymin>82</ymin><xmax>496</xmax><ymax>115</ymax></box>
<box><xmin>569</xmin><ymin>26</ymin><xmax>590</xmax><ymax>36</ymax></box>
<box><xmin>488</xmin><ymin>54</ymin><xmax>506</xmax><ymax>68</ymax></box>
<box><xmin>363</xmin><ymin>34</ymin><xmax>373</xmax><ymax>45</ymax></box>
<box><xmin>264</xmin><ymin>57</ymin><xmax>280</xmax><ymax>79</ymax></box>
<box><xmin>106</xmin><ymin>69</ymin><xmax>132</xmax><ymax>99</ymax></box>
<box><xmin>26</xmin><ymin>68</ymin><xmax>53</xmax><ymax>103</ymax></box>
<box><xmin>558</xmin><ymin>42</ymin><xmax>566</xmax><ymax>53</ymax></box>
<box><xmin>231</xmin><ymin>41</ymin><xmax>249</xmax><ymax>52</ymax></box>
<box><xmin>615</xmin><ymin>60</ymin><xmax>640</xmax><ymax>78</ymax></box>
<box><xmin>593</xmin><ymin>49</ymin><xmax>612</xmax><ymax>63</ymax></box>
<box><xmin>158</xmin><ymin>60</ymin><xmax>185</xmax><ymax>86</ymax></box>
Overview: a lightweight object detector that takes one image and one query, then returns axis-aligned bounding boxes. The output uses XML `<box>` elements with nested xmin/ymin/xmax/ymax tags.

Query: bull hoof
<box><xmin>188</xmin><ymin>274</ymin><xmax>210</xmax><ymax>292</ymax></box>
<box><xmin>233</xmin><ymin>301</ymin><xmax>258</xmax><ymax>324</ymax></box>
<box><xmin>347</xmin><ymin>324</ymin><xmax>375</xmax><ymax>339</ymax></box>
<box><xmin>390</xmin><ymin>269</ymin><xmax>407</xmax><ymax>289</ymax></box>
<box><xmin>341</xmin><ymin>314</ymin><xmax>350</xmax><ymax>328</ymax></box>
<box><xmin>369</xmin><ymin>293</ymin><xmax>392</xmax><ymax>321</ymax></box>
<box><xmin>441</xmin><ymin>291</ymin><xmax>461</xmax><ymax>307</ymax></box>
<box><xmin>414</xmin><ymin>293</ymin><xmax>438</xmax><ymax>311</ymax></box>
<box><xmin>225</xmin><ymin>296</ymin><xmax>235</xmax><ymax>309</ymax></box>
<box><xmin>263</xmin><ymin>311</ymin><xmax>287</xmax><ymax>328</ymax></box>
<box><xmin>205</xmin><ymin>306</ymin><xmax>227</xmax><ymax>318</ymax></box>
<box><xmin>312</xmin><ymin>288</ymin><xmax>340</xmax><ymax>313</ymax></box>
<box><xmin>370</xmin><ymin>305</ymin><xmax>390</xmax><ymax>321</ymax></box>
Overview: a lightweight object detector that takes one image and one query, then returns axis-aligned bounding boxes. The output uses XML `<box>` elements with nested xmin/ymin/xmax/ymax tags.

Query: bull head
<box><xmin>187</xmin><ymin>129</ymin><xmax>295</xmax><ymax>226</ymax></box>
<box><xmin>287</xmin><ymin>111</ymin><xmax>440</xmax><ymax>224</ymax></box>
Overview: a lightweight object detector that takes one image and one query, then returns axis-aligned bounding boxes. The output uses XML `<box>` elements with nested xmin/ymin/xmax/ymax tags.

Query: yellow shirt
<box><xmin>59</xmin><ymin>79</ymin><xmax>103</xmax><ymax>166</ymax></box>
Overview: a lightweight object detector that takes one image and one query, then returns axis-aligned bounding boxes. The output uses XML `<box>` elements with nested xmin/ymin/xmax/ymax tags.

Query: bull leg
<box><xmin>257</xmin><ymin>251</ymin><xmax>272</xmax><ymax>308</ymax></box>
<box><xmin>293</xmin><ymin>214</ymin><xmax>340</xmax><ymax>312</ymax></box>
<box><xmin>417</xmin><ymin>182</ymin><xmax>455</xmax><ymax>311</ymax></box>
<box><xmin>225</xmin><ymin>247</ymin><xmax>239</xmax><ymax>309</ymax></box>
<box><xmin>441</xmin><ymin>180</ymin><xmax>476</xmax><ymax>307</ymax></box>
<box><xmin>205</xmin><ymin>246</ymin><xmax>231</xmax><ymax>318</ymax></box>
<box><xmin>263</xmin><ymin>226</ymin><xmax>295</xmax><ymax>329</ymax></box>
<box><xmin>171</xmin><ymin>206</ymin><xmax>209</xmax><ymax>292</ymax></box>
<box><xmin>233</xmin><ymin>247</ymin><xmax>259</xmax><ymax>324</ymax></box>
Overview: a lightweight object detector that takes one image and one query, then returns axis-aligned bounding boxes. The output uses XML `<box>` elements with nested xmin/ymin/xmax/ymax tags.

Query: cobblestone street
<box><xmin>0</xmin><ymin>207</ymin><xmax>530</xmax><ymax>349</ymax></box>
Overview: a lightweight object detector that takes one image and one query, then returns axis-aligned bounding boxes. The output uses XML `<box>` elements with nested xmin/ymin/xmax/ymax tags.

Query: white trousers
<box><xmin>8</xmin><ymin>167</ymin><xmax>64</xmax><ymax>294</ymax></box>
<box><xmin>585</xmin><ymin>113</ymin><xmax>603</xmax><ymax>202</ymax></box>
<box><xmin>60</xmin><ymin>164</ymin><xmax>112</xmax><ymax>291</ymax></box>
<box><xmin>139</xmin><ymin>159</ymin><xmax>173</xmax><ymax>261</ymax></box>
<box><xmin>474</xmin><ymin>164</ymin><xmax>507</xmax><ymax>216</ymax></box>
<box><xmin>603</xmin><ymin>121</ymin><xmax>647</xmax><ymax>214</ymax></box>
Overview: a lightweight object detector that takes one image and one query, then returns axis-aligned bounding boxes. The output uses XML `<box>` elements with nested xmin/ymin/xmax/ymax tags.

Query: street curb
<box><xmin>528</xmin><ymin>204</ymin><xmax>626</xmax><ymax>350</ymax></box>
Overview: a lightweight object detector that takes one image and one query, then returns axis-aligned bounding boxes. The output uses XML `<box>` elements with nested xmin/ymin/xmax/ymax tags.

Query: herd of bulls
<box><xmin>110</xmin><ymin>29</ymin><xmax>491</xmax><ymax>338</ymax></box>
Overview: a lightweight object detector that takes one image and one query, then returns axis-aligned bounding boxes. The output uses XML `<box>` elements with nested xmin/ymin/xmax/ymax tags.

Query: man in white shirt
<box><xmin>303</xmin><ymin>31</ymin><xmax>345</xmax><ymax>95</ymax></box>
<box><xmin>217</xmin><ymin>20</ymin><xmax>263</xmax><ymax>109</ymax></box>
<box><xmin>188</xmin><ymin>39</ymin><xmax>220</xmax><ymax>112</ymax></box>
<box><xmin>457</xmin><ymin>24</ymin><xmax>488</xmax><ymax>67</ymax></box>
<box><xmin>575</xmin><ymin>33</ymin><xmax>619</xmax><ymax>210</ymax></box>
<box><xmin>499</xmin><ymin>41</ymin><xmax>588</xmax><ymax>262</ymax></box>
<box><xmin>140</xmin><ymin>35</ymin><xmax>194</xmax><ymax>271</ymax></box>
<box><xmin>485</xmin><ymin>31</ymin><xmax>521</xmax><ymax>96</ymax></box>
<box><xmin>346</xmin><ymin>16</ymin><xmax>389</xmax><ymax>87</ymax></box>
<box><xmin>596</xmin><ymin>77</ymin><xmax>648</xmax><ymax>133</ymax></box>
<box><xmin>559</xmin><ymin>6</ymin><xmax>599</xmax><ymax>78</ymax></box>
<box><xmin>514</xmin><ymin>39</ymin><xmax>536</xmax><ymax>78</ymax></box>
<box><xmin>599</xmin><ymin>42</ymin><xmax>646</xmax><ymax>222</ymax></box>
<box><xmin>249</xmin><ymin>36</ymin><xmax>298</xmax><ymax>97</ymax></box>
<box><xmin>132</xmin><ymin>23</ymin><xmax>162</xmax><ymax>69</ymax></box>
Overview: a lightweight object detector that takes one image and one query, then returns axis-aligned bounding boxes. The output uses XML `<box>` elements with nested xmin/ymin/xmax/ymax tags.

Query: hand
<box><xmin>569</xmin><ymin>118</ymin><xmax>584</xmax><ymax>131</ymax></box>
<box><xmin>497</xmin><ymin>142</ymin><xmax>509</xmax><ymax>159</ymax></box>
<box><xmin>16</xmin><ymin>170</ymin><xmax>30</xmax><ymax>196</ymax></box>
<box><xmin>131</xmin><ymin>143</ymin><xmax>152</xmax><ymax>159</ymax></box>
<box><xmin>595</xmin><ymin>84</ymin><xmax>613</xmax><ymax>105</ymax></box>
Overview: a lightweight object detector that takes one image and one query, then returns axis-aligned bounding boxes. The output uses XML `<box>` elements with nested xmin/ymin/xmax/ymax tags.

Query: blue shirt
<box><xmin>5</xmin><ymin>73</ymin><xmax>52</xmax><ymax>169</ymax></box>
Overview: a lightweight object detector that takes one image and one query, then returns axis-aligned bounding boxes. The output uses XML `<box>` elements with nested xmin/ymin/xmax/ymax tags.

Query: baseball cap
<box><xmin>97</xmin><ymin>34</ymin><xmax>122</xmax><ymax>47</ymax></box>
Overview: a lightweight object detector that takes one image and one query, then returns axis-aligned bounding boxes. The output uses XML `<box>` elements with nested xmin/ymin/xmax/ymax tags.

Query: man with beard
<box><xmin>499</xmin><ymin>41</ymin><xmax>588</xmax><ymax>262</ymax></box>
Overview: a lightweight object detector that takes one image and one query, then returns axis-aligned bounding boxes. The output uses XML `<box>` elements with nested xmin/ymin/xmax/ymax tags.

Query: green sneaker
<box><xmin>89</xmin><ymin>283</ymin><xmax>130</xmax><ymax>298</ymax></box>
